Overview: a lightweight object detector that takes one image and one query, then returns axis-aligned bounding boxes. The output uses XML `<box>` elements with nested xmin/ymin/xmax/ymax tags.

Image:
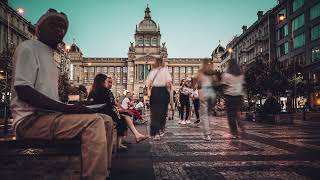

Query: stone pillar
<box><xmin>127</xmin><ymin>61</ymin><xmax>135</xmax><ymax>92</ymax></box>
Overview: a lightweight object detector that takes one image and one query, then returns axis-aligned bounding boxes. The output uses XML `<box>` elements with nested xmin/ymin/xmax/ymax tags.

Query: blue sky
<box><xmin>10</xmin><ymin>0</ymin><xmax>277</xmax><ymax>58</ymax></box>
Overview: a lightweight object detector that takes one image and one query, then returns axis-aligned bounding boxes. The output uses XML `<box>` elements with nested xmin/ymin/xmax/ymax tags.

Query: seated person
<box><xmin>87</xmin><ymin>74</ymin><xmax>148</xmax><ymax>147</ymax></box>
<box><xmin>122</xmin><ymin>92</ymin><xmax>145</xmax><ymax>123</ymax></box>
<box><xmin>261</xmin><ymin>92</ymin><xmax>281</xmax><ymax>117</ymax></box>
<box><xmin>135</xmin><ymin>98</ymin><xmax>144</xmax><ymax>115</ymax></box>
<box><xmin>10</xmin><ymin>9</ymin><xmax>113</xmax><ymax>180</ymax></box>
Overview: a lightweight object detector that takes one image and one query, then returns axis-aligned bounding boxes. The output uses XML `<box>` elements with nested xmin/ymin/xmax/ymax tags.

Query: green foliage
<box><xmin>244</xmin><ymin>59</ymin><xmax>288</xmax><ymax>100</ymax></box>
<box><xmin>58</xmin><ymin>72</ymin><xmax>70</xmax><ymax>103</ymax></box>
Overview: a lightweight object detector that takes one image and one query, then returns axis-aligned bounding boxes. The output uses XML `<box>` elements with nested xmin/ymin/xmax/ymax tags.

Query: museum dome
<box><xmin>137</xmin><ymin>5</ymin><xmax>158</xmax><ymax>32</ymax></box>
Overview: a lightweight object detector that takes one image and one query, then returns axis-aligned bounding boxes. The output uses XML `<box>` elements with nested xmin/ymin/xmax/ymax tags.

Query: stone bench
<box><xmin>0</xmin><ymin>138</ymin><xmax>82</xmax><ymax>180</ymax></box>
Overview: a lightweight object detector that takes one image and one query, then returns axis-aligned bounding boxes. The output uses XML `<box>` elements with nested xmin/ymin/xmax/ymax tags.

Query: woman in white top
<box><xmin>196</xmin><ymin>58</ymin><xmax>219</xmax><ymax>141</ymax></box>
<box><xmin>146</xmin><ymin>58</ymin><xmax>172</xmax><ymax>140</ymax></box>
<box><xmin>221</xmin><ymin>58</ymin><xmax>245</xmax><ymax>138</ymax></box>
<box><xmin>179</xmin><ymin>79</ymin><xmax>192</xmax><ymax>124</ymax></box>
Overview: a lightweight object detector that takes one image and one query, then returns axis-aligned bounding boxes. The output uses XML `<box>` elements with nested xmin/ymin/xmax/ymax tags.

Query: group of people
<box><xmin>9</xmin><ymin>8</ymin><xmax>246</xmax><ymax>180</ymax></box>
<box><xmin>146</xmin><ymin>57</ymin><xmax>246</xmax><ymax>141</ymax></box>
<box><xmin>87</xmin><ymin>74</ymin><xmax>148</xmax><ymax>151</ymax></box>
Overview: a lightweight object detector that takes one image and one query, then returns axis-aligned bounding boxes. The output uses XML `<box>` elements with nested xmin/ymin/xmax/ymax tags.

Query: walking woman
<box><xmin>88</xmin><ymin>74</ymin><xmax>148</xmax><ymax>149</ymax></box>
<box><xmin>146</xmin><ymin>58</ymin><xmax>172</xmax><ymax>140</ymax></box>
<box><xmin>197</xmin><ymin>58</ymin><xmax>219</xmax><ymax>140</ymax></box>
<box><xmin>179</xmin><ymin>79</ymin><xmax>192</xmax><ymax>125</ymax></box>
<box><xmin>221</xmin><ymin>58</ymin><xmax>245</xmax><ymax>138</ymax></box>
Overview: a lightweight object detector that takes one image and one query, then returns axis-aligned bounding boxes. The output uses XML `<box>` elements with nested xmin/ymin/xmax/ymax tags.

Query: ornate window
<box><xmin>103</xmin><ymin>67</ymin><xmax>108</xmax><ymax>73</ymax></box>
<box><xmin>181</xmin><ymin>67</ymin><xmax>185</xmax><ymax>73</ymax></box>
<box><xmin>145</xmin><ymin>36</ymin><xmax>151</xmax><ymax>46</ymax></box>
<box><xmin>138</xmin><ymin>64</ymin><xmax>144</xmax><ymax>80</ymax></box>
<box><xmin>138</xmin><ymin>38</ymin><xmax>143</xmax><ymax>46</ymax></box>
<box><xmin>109</xmin><ymin>67</ymin><xmax>114</xmax><ymax>73</ymax></box>
<box><xmin>152</xmin><ymin>37</ymin><xmax>158</xmax><ymax>46</ymax></box>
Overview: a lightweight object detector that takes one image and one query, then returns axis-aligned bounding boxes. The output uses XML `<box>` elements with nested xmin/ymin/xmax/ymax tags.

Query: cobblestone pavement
<box><xmin>147</xmin><ymin>113</ymin><xmax>320</xmax><ymax>180</ymax></box>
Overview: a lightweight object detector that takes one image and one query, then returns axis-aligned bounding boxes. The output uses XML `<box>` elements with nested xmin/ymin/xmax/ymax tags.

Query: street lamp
<box><xmin>17</xmin><ymin>8</ymin><xmax>24</xmax><ymax>15</ymax></box>
<box><xmin>65</xmin><ymin>44</ymin><xmax>71</xmax><ymax>52</ymax></box>
<box><xmin>278</xmin><ymin>13</ymin><xmax>296</xmax><ymax>112</ymax></box>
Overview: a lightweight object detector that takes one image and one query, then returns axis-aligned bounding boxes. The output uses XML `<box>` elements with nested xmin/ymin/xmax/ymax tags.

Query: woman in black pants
<box><xmin>146</xmin><ymin>58</ymin><xmax>172</xmax><ymax>140</ymax></box>
<box><xmin>179</xmin><ymin>79</ymin><xmax>192</xmax><ymax>125</ymax></box>
<box><xmin>192</xmin><ymin>84</ymin><xmax>200</xmax><ymax>124</ymax></box>
<box><xmin>221</xmin><ymin>59</ymin><xmax>245</xmax><ymax>138</ymax></box>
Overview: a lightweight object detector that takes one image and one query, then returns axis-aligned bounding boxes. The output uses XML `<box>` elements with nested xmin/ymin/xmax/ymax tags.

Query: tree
<box><xmin>58</xmin><ymin>72</ymin><xmax>70</xmax><ymax>103</ymax></box>
<box><xmin>244</xmin><ymin>59</ymin><xmax>289</xmax><ymax>109</ymax></box>
<box><xmin>244</xmin><ymin>59</ymin><xmax>269</xmax><ymax>103</ymax></box>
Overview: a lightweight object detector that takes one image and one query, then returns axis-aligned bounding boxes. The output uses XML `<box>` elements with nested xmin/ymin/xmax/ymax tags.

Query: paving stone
<box><xmin>149</xmin><ymin>113</ymin><xmax>320</xmax><ymax>180</ymax></box>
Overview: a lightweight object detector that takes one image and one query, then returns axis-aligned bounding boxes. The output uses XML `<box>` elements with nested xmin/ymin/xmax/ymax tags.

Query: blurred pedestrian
<box><xmin>197</xmin><ymin>58</ymin><xmax>219</xmax><ymax>140</ymax></box>
<box><xmin>221</xmin><ymin>58</ymin><xmax>245</xmax><ymax>138</ymax></box>
<box><xmin>146</xmin><ymin>58</ymin><xmax>172</xmax><ymax>140</ymax></box>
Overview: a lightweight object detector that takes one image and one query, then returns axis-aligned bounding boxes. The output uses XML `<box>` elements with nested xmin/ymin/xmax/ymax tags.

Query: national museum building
<box><xmin>68</xmin><ymin>6</ymin><xmax>224</xmax><ymax>98</ymax></box>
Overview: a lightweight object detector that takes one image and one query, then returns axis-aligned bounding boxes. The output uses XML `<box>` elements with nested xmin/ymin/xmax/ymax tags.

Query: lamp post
<box><xmin>278</xmin><ymin>13</ymin><xmax>296</xmax><ymax>112</ymax></box>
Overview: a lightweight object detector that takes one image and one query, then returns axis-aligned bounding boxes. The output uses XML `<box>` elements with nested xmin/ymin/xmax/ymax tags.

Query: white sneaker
<box><xmin>159</xmin><ymin>131</ymin><xmax>165</xmax><ymax>137</ymax></box>
<box><xmin>186</xmin><ymin>120</ymin><xmax>191</xmax><ymax>124</ymax></box>
<box><xmin>203</xmin><ymin>135</ymin><xmax>212</xmax><ymax>141</ymax></box>
<box><xmin>178</xmin><ymin>120</ymin><xmax>182</xmax><ymax>124</ymax></box>
<box><xmin>181</xmin><ymin>120</ymin><xmax>186</xmax><ymax>125</ymax></box>
<box><xmin>153</xmin><ymin>135</ymin><xmax>161</xmax><ymax>141</ymax></box>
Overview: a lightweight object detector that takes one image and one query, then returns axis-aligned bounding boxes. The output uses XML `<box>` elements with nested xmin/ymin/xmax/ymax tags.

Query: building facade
<box><xmin>0</xmin><ymin>0</ymin><xmax>35</xmax><ymax>103</ymax></box>
<box><xmin>274</xmin><ymin>0</ymin><xmax>320</xmax><ymax>109</ymax></box>
<box><xmin>228</xmin><ymin>10</ymin><xmax>276</xmax><ymax>68</ymax></box>
<box><xmin>0</xmin><ymin>0</ymin><xmax>35</xmax><ymax>55</ymax></box>
<box><xmin>69</xmin><ymin>6</ymin><xmax>222</xmax><ymax>98</ymax></box>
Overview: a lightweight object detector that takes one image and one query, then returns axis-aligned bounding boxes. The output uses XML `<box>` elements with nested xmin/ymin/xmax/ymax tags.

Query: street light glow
<box><xmin>65</xmin><ymin>45</ymin><xmax>71</xmax><ymax>51</ymax></box>
<box><xmin>17</xmin><ymin>8</ymin><xmax>24</xmax><ymax>15</ymax></box>
<box><xmin>228</xmin><ymin>48</ymin><xmax>233</xmax><ymax>53</ymax></box>
<box><xmin>278</xmin><ymin>13</ymin><xmax>285</xmax><ymax>22</ymax></box>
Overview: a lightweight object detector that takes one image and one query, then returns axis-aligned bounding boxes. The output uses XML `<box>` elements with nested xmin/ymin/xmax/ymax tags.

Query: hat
<box><xmin>35</xmin><ymin>8</ymin><xmax>69</xmax><ymax>36</ymax></box>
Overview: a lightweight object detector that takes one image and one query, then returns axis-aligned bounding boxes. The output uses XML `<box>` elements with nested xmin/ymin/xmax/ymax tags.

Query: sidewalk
<box><xmin>148</xmin><ymin>113</ymin><xmax>320</xmax><ymax>180</ymax></box>
<box><xmin>110</xmin><ymin>122</ymin><xmax>155</xmax><ymax>180</ymax></box>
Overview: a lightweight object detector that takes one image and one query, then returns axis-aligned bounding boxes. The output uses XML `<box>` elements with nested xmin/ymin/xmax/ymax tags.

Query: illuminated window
<box><xmin>312</xmin><ymin>47</ymin><xmax>320</xmax><ymax>62</ymax></box>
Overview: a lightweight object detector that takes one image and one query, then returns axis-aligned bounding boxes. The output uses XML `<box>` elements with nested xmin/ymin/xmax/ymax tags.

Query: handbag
<box><xmin>147</xmin><ymin>68</ymin><xmax>162</xmax><ymax>96</ymax></box>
